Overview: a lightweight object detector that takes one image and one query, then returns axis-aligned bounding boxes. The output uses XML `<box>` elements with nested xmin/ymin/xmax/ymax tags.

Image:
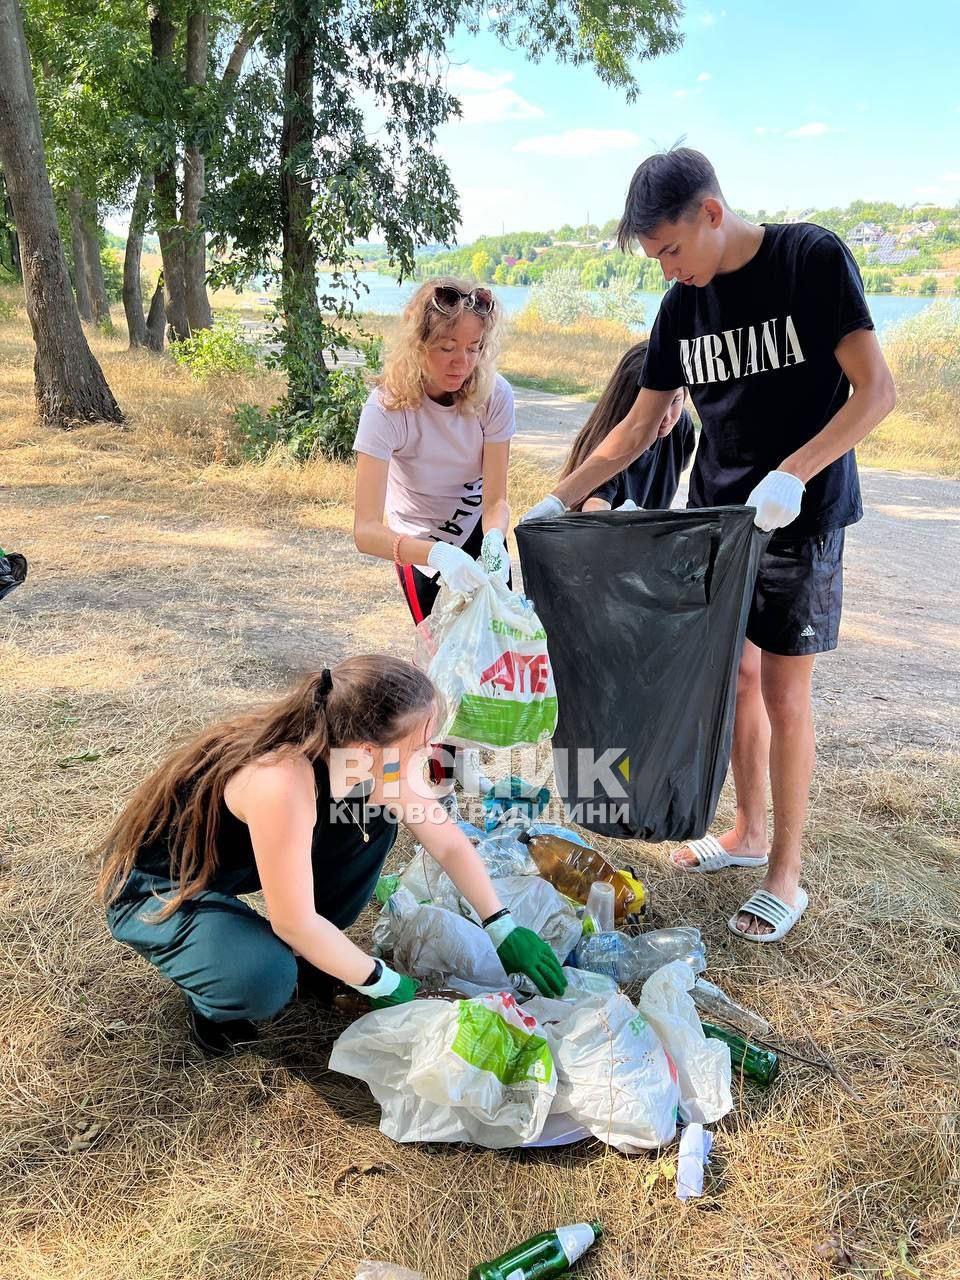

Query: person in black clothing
<box><xmin>97</xmin><ymin>655</ymin><xmax>566</xmax><ymax>1056</ymax></box>
<box><xmin>524</xmin><ymin>148</ymin><xmax>895</xmax><ymax>943</ymax></box>
<box><xmin>557</xmin><ymin>340</ymin><xmax>693</xmax><ymax>512</ymax></box>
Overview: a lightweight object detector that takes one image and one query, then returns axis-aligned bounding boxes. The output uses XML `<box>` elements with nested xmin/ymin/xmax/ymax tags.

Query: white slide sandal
<box><xmin>670</xmin><ymin>833</ymin><xmax>769</xmax><ymax>873</ymax></box>
<box><xmin>728</xmin><ymin>887</ymin><xmax>809</xmax><ymax>943</ymax></box>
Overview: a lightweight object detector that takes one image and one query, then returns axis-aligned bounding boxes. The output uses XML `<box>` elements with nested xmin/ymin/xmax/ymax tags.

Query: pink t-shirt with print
<box><xmin>354</xmin><ymin>374</ymin><xmax>515</xmax><ymax>568</ymax></box>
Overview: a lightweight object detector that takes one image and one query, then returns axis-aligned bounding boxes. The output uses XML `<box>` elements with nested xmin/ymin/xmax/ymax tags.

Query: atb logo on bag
<box><xmin>479</xmin><ymin>651</ymin><xmax>551</xmax><ymax>695</ymax></box>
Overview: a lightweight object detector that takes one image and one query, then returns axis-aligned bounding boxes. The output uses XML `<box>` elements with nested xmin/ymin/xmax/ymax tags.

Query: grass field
<box><xmin>1</xmin><ymin>300</ymin><xmax>959</xmax><ymax>1280</ymax></box>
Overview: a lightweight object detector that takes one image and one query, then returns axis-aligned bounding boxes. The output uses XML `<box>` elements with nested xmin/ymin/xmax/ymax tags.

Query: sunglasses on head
<box><xmin>429</xmin><ymin>285</ymin><xmax>495</xmax><ymax>317</ymax></box>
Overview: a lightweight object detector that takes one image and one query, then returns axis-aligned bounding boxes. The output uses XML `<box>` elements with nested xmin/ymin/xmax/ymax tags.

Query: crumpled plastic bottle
<box><xmin>572</xmin><ymin>927</ymin><xmax>706</xmax><ymax>983</ymax></box>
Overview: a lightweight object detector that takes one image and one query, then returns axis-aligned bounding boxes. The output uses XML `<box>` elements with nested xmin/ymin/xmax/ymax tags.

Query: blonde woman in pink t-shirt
<box><xmin>353</xmin><ymin>278</ymin><xmax>515</xmax><ymax>808</ymax></box>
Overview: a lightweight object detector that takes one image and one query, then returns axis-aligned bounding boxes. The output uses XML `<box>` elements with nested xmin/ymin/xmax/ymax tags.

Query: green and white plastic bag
<box><xmin>416</xmin><ymin>576</ymin><xmax>558</xmax><ymax>749</ymax></box>
<box><xmin>329</xmin><ymin>992</ymin><xmax>557</xmax><ymax>1148</ymax></box>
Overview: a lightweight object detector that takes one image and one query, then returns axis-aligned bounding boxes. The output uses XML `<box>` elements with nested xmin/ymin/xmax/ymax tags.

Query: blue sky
<box><xmin>437</xmin><ymin>0</ymin><xmax>960</xmax><ymax>241</ymax></box>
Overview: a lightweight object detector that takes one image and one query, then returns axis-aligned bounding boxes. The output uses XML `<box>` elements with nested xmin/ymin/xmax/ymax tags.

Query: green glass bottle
<box><xmin>701</xmin><ymin>1020</ymin><xmax>780</xmax><ymax>1085</ymax></box>
<box><xmin>468</xmin><ymin>1221</ymin><xmax>602</xmax><ymax>1280</ymax></box>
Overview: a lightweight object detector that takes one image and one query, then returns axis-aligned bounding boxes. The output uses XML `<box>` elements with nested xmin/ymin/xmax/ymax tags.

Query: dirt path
<box><xmin>512</xmin><ymin>385</ymin><xmax>960</xmax><ymax>755</ymax></box>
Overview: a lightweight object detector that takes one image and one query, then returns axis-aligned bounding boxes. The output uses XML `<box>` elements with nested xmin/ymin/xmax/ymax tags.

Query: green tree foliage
<box><xmin>918</xmin><ymin>276</ymin><xmax>938</xmax><ymax>295</ymax></box>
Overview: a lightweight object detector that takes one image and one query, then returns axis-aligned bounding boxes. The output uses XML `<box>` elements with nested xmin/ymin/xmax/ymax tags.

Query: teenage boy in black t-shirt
<box><xmin>522</xmin><ymin>148</ymin><xmax>896</xmax><ymax>944</ymax></box>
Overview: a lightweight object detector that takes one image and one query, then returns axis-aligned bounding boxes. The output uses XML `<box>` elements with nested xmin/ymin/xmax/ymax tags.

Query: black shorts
<box><xmin>746</xmin><ymin>529</ymin><xmax>845</xmax><ymax>657</ymax></box>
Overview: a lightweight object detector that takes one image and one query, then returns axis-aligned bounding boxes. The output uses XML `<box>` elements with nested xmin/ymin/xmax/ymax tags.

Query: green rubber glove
<box><xmin>491</xmin><ymin>924</ymin><xmax>568</xmax><ymax>999</ymax></box>
<box><xmin>369</xmin><ymin>973</ymin><xmax>420</xmax><ymax>1009</ymax></box>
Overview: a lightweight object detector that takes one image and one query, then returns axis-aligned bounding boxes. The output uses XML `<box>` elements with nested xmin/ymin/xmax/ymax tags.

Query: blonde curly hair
<box><xmin>379</xmin><ymin>277</ymin><xmax>505</xmax><ymax>412</ymax></box>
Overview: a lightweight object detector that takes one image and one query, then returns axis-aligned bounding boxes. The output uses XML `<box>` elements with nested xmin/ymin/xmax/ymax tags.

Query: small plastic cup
<box><xmin>585</xmin><ymin>880</ymin><xmax>616</xmax><ymax>934</ymax></box>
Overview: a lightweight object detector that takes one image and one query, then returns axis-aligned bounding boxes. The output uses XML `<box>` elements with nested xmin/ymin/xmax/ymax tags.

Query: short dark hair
<box><xmin>617</xmin><ymin>148</ymin><xmax>722</xmax><ymax>249</ymax></box>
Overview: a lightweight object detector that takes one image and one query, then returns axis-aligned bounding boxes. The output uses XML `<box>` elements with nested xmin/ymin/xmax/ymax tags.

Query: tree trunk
<box><xmin>123</xmin><ymin>171</ymin><xmax>153</xmax><ymax>347</ymax></box>
<box><xmin>149</xmin><ymin>4</ymin><xmax>189</xmax><ymax>340</ymax></box>
<box><xmin>0</xmin><ymin>0</ymin><xmax>121</xmax><ymax>426</ymax></box>
<box><xmin>81</xmin><ymin>196</ymin><xmax>111</xmax><ymax>329</ymax></box>
<box><xmin>183</xmin><ymin>9</ymin><xmax>212</xmax><ymax>332</ymax></box>
<box><xmin>280</xmin><ymin>6</ymin><xmax>324</xmax><ymax>414</ymax></box>
<box><xmin>145</xmin><ymin>275</ymin><xmax>165</xmax><ymax>352</ymax></box>
<box><xmin>66</xmin><ymin>186</ymin><xmax>92</xmax><ymax>321</ymax></box>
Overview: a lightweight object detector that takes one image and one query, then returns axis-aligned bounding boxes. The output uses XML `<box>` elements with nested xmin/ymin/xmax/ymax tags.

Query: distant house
<box><xmin>783</xmin><ymin>208</ymin><xmax>815</xmax><ymax>224</ymax></box>
<box><xmin>847</xmin><ymin>222</ymin><xmax>885</xmax><ymax>247</ymax></box>
<box><xmin>898</xmin><ymin>220</ymin><xmax>937</xmax><ymax>241</ymax></box>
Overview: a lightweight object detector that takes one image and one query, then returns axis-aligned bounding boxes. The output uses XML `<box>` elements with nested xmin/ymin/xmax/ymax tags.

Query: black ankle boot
<box><xmin>294</xmin><ymin>956</ymin><xmax>338</xmax><ymax>1005</ymax></box>
<box><xmin>187</xmin><ymin>1005</ymin><xmax>257</xmax><ymax>1057</ymax></box>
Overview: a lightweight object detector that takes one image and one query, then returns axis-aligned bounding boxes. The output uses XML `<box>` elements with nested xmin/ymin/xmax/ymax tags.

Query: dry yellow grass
<box><xmin>1</xmin><ymin>298</ymin><xmax>960</xmax><ymax>1280</ymax></box>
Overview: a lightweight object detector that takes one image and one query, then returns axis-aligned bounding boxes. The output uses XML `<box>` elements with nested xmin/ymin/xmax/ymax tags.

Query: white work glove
<box><xmin>615</xmin><ymin>499</ymin><xmax>639</xmax><ymax>512</ymax></box>
<box><xmin>520</xmin><ymin>494</ymin><xmax>567</xmax><ymax>523</ymax></box>
<box><xmin>480</xmin><ymin>529</ymin><xmax>510</xmax><ymax>582</ymax></box>
<box><xmin>427</xmin><ymin>541</ymin><xmax>489</xmax><ymax>595</ymax></box>
<box><xmin>746</xmin><ymin>470</ymin><xmax>805</xmax><ymax>533</ymax></box>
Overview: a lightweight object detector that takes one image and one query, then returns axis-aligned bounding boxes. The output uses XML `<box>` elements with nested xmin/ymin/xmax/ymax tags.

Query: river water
<box><xmin>319</xmin><ymin>270</ymin><xmax>951</xmax><ymax>340</ymax></box>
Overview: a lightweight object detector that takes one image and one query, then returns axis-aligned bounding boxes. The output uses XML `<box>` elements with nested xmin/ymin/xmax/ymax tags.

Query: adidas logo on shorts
<box><xmin>800</xmin><ymin>624</ymin><xmax>816</xmax><ymax>638</ymax></box>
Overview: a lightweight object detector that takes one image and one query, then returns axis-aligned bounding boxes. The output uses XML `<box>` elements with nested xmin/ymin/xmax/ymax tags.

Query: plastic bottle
<box><xmin>692</xmin><ymin>978</ymin><xmax>772</xmax><ymax>1038</ymax></box>
<box><xmin>518</xmin><ymin>832</ymin><xmax>645</xmax><ymax>922</ymax></box>
<box><xmin>572</xmin><ymin>928</ymin><xmax>706</xmax><ymax>983</ymax></box>
<box><xmin>700</xmin><ymin>1020</ymin><xmax>780</xmax><ymax>1085</ymax></box>
<box><xmin>468</xmin><ymin>1222</ymin><xmax>602</xmax><ymax>1280</ymax></box>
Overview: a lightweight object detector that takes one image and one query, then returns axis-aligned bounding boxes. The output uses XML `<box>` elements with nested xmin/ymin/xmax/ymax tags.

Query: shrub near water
<box><xmin>860</xmin><ymin>301</ymin><xmax>960</xmax><ymax>476</ymax></box>
<box><xmin>170</xmin><ymin>317</ymin><xmax>260</xmax><ymax>378</ymax></box>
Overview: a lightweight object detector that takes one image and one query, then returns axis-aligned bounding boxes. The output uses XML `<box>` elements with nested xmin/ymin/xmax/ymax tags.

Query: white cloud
<box><xmin>697</xmin><ymin>72</ymin><xmax>712</xmax><ymax>82</ymax></box>
<box><xmin>446</xmin><ymin>66</ymin><xmax>511</xmax><ymax>92</ymax></box>
<box><xmin>941</xmin><ymin>171</ymin><xmax>960</xmax><ymax>182</ymax></box>
<box><xmin>785</xmin><ymin>121</ymin><xmax>839</xmax><ymax>138</ymax></box>
<box><xmin>673</xmin><ymin>89</ymin><xmax>689</xmax><ymax>98</ymax></box>
<box><xmin>699</xmin><ymin>9</ymin><xmax>727</xmax><ymax>25</ymax></box>
<box><xmin>445</xmin><ymin>65</ymin><xmax>543</xmax><ymax>124</ymax></box>
<box><xmin>514</xmin><ymin>128</ymin><xmax>641</xmax><ymax>156</ymax></box>
<box><xmin>754</xmin><ymin>127</ymin><xmax>781</xmax><ymax>136</ymax></box>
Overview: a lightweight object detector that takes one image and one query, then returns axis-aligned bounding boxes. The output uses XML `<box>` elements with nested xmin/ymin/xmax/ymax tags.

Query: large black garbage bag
<box><xmin>516</xmin><ymin>507</ymin><xmax>765</xmax><ymax>842</ymax></box>
<box><xmin>0</xmin><ymin>551</ymin><xmax>27</xmax><ymax>602</ymax></box>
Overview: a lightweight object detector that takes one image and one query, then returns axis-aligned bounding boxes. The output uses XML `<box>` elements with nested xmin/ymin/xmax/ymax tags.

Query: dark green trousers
<box><xmin>106</xmin><ymin>866</ymin><xmax>299</xmax><ymax>1022</ymax></box>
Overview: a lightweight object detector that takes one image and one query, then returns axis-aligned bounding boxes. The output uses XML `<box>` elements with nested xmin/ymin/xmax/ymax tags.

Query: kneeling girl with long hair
<box><xmin>97</xmin><ymin>656</ymin><xmax>565</xmax><ymax>1056</ymax></box>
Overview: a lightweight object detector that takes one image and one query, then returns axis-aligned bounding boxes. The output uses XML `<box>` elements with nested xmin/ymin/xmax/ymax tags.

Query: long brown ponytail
<box><xmin>558</xmin><ymin>340</ymin><xmax>651</xmax><ymax>506</ymax></box>
<box><xmin>95</xmin><ymin>655</ymin><xmax>436</xmax><ymax>920</ymax></box>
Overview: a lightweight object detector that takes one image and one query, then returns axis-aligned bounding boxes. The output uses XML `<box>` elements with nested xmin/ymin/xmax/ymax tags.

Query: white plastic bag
<box><xmin>461</xmin><ymin>875</ymin><xmax>583</xmax><ymax>966</ymax></box>
<box><xmin>636</xmin><ymin>960</ymin><xmax>732</xmax><ymax>1124</ymax></box>
<box><xmin>329</xmin><ymin>992</ymin><xmax>557</xmax><ymax>1148</ymax></box>
<box><xmin>386</xmin><ymin>888</ymin><xmax>509</xmax><ymax>988</ymax></box>
<box><xmin>416</xmin><ymin>577</ymin><xmax>557</xmax><ymax>749</ymax></box>
<box><xmin>526</xmin><ymin>989</ymin><xmax>680</xmax><ymax>1152</ymax></box>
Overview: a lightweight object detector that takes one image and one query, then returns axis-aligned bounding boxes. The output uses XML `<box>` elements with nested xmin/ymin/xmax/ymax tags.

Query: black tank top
<box><xmin>134</xmin><ymin>756</ymin><xmax>396</xmax><ymax>929</ymax></box>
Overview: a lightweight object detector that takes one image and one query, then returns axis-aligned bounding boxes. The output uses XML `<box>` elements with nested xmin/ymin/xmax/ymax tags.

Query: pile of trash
<box><xmin>329</xmin><ymin>817</ymin><xmax>775</xmax><ymax>1157</ymax></box>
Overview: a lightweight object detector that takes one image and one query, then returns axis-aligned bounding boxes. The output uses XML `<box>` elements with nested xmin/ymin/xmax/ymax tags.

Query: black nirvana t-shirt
<box><xmin>642</xmin><ymin>223</ymin><xmax>874</xmax><ymax>537</ymax></box>
<box><xmin>590</xmin><ymin>409</ymin><xmax>695</xmax><ymax>510</ymax></box>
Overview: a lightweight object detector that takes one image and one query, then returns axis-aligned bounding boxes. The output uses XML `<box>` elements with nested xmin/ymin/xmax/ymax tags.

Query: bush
<box><xmin>170</xmin><ymin>317</ymin><xmax>259</xmax><ymax>377</ymax></box>
<box><xmin>520</xmin><ymin>268</ymin><xmax>645</xmax><ymax>330</ymax></box>
<box><xmin>101</xmin><ymin>249</ymin><xmax>124</xmax><ymax>303</ymax></box>
<box><xmin>234</xmin><ymin>364</ymin><xmax>371</xmax><ymax>463</ymax></box>
<box><xmin>918</xmin><ymin>276</ymin><xmax>938</xmax><ymax>296</ymax></box>
<box><xmin>882</xmin><ymin>300</ymin><xmax>960</xmax><ymax>418</ymax></box>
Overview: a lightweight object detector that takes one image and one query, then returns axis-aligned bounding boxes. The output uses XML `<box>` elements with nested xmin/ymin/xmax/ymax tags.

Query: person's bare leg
<box><xmin>734</xmin><ymin>652</ymin><xmax>815</xmax><ymax>935</ymax></box>
<box><xmin>672</xmin><ymin>639</ymin><xmax>770</xmax><ymax>867</ymax></box>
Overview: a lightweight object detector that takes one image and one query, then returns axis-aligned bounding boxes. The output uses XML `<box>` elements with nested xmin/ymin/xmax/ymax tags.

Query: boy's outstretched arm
<box><xmin>522</xmin><ymin>386</ymin><xmax>675</xmax><ymax>520</ymax></box>
<box><xmin>780</xmin><ymin>329</ymin><xmax>896</xmax><ymax>483</ymax></box>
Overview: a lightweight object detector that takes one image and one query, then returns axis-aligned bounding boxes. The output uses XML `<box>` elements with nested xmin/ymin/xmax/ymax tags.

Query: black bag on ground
<box><xmin>516</xmin><ymin>507</ymin><xmax>765</xmax><ymax>842</ymax></box>
<box><xmin>0</xmin><ymin>551</ymin><xmax>27</xmax><ymax>602</ymax></box>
